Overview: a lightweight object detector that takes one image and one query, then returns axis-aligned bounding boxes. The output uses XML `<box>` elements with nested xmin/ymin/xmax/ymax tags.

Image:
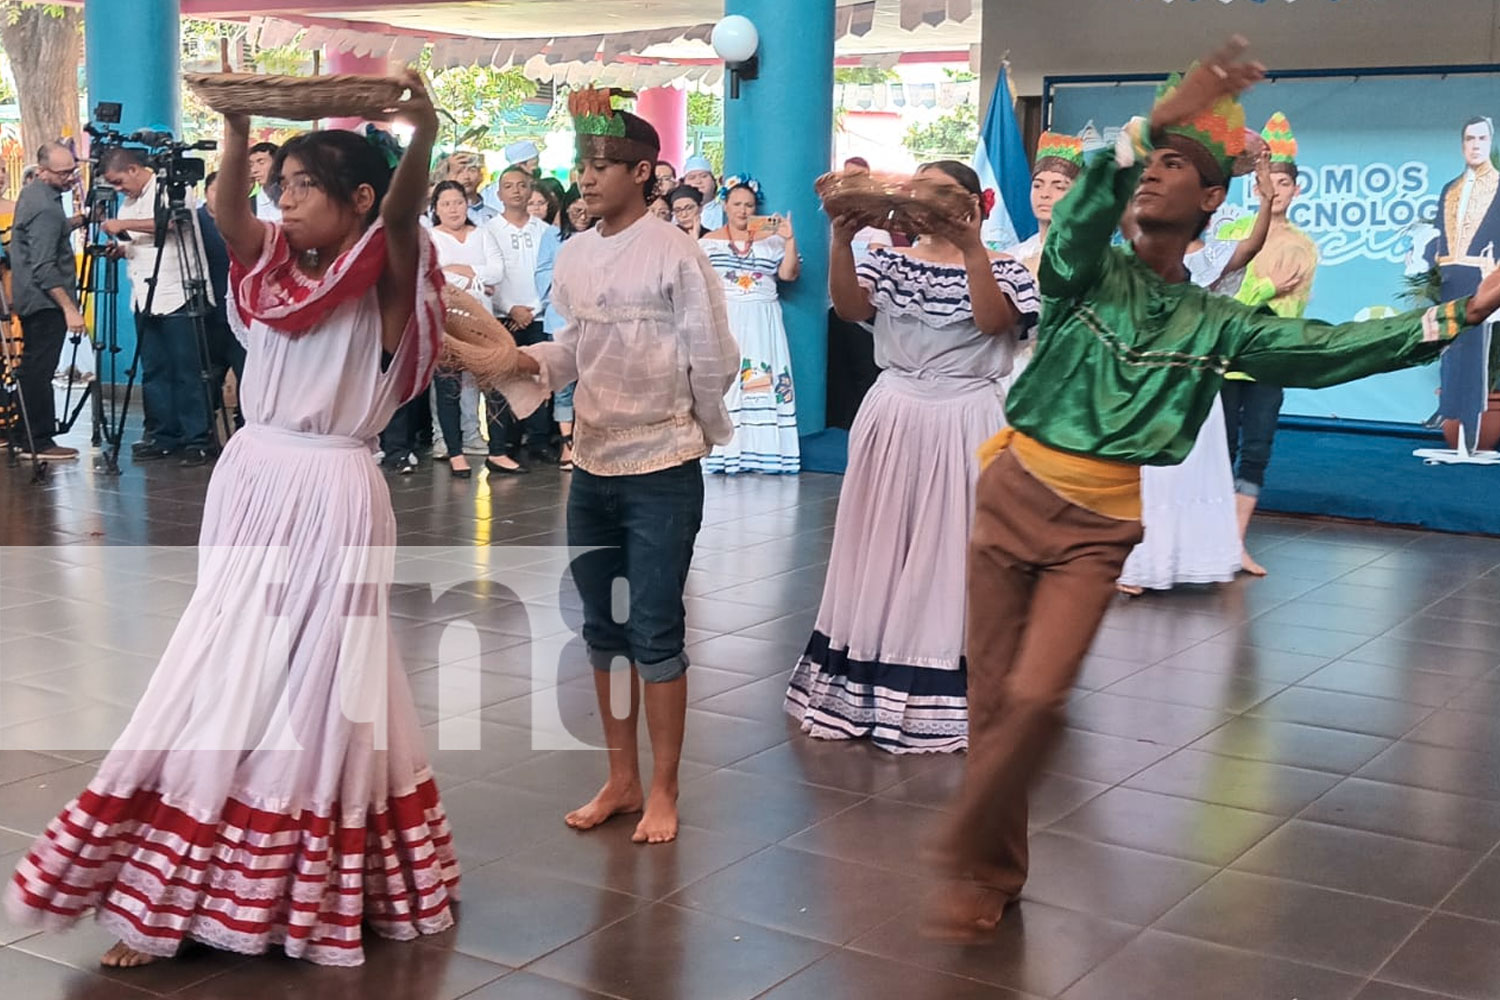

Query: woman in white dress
<box><xmin>5</xmin><ymin>77</ymin><xmax>461</xmax><ymax>968</ymax></box>
<box><xmin>1117</xmin><ymin>148</ymin><xmax>1277</xmax><ymax>592</ymax></box>
<box><xmin>701</xmin><ymin>177</ymin><xmax>802</xmax><ymax>474</ymax></box>
<box><xmin>428</xmin><ymin>179</ymin><xmax>506</xmax><ymax>478</ymax></box>
<box><xmin>786</xmin><ymin>161</ymin><xmax>1039</xmax><ymax>753</ymax></box>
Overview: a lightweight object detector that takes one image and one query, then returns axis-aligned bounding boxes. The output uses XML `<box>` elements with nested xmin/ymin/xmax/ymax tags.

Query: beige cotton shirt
<box><xmin>513</xmin><ymin>213</ymin><xmax>738</xmax><ymax>476</ymax></box>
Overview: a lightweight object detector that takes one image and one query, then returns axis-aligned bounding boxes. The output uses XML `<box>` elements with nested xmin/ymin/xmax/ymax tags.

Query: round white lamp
<box><xmin>712</xmin><ymin>15</ymin><xmax>760</xmax><ymax>98</ymax></box>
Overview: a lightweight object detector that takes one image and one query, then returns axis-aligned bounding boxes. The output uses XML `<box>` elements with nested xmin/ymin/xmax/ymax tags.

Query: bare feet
<box><xmin>1239</xmin><ymin>548</ymin><xmax>1268</xmax><ymax>576</ymax></box>
<box><xmin>1117</xmin><ymin>583</ymin><xmax>1144</xmax><ymax>596</ymax></box>
<box><xmin>565</xmin><ymin>780</ymin><xmax>643</xmax><ymax>831</ymax></box>
<box><xmin>918</xmin><ymin>883</ymin><xmax>1009</xmax><ymax>942</ymax></box>
<box><xmin>632</xmin><ymin>785</ymin><xmax>679</xmax><ymax>844</ymax></box>
<box><xmin>100</xmin><ymin>942</ymin><xmax>160</xmax><ymax>968</ymax></box>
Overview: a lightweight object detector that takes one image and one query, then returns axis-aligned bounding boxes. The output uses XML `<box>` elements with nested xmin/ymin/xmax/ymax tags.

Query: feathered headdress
<box><xmin>569</xmin><ymin>87</ymin><xmax>659</xmax><ymax>164</ymax></box>
<box><xmin>718</xmin><ymin>174</ymin><xmax>762</xmax><ymax>205</ymax></box>
<box><xmin>1151</xmin><ymin>67</ymin><xmax>1248</xmax><ymax>187</ymax></box>
<box><xmin>1034</xmin><ymin>131</ymin><xmax>1085</xmax><ymax>180</ymax></box>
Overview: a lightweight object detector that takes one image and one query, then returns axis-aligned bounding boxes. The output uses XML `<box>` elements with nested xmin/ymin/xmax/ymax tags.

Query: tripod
<box><xmin>96</xmin><ymin>174</ymin><xmax>221</xmax><ymax>475</ymax></box>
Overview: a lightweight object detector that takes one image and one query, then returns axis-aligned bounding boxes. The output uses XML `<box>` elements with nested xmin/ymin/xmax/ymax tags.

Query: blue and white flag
<box><xmin>974</xmin><ymin>64</ymin><xmax>1038</xmax><ymax>251</ymax></box>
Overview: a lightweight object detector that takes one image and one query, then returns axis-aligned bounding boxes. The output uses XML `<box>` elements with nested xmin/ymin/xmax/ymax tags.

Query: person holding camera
<box><xmin>99</xmin><ymin>146</ymin><xmax>216</xmax><ymax>466</ymax></box>
<box><xmin>9</xmin><ymin>143</ymin><xmax>86</xmax><ymax>460</ymax></box>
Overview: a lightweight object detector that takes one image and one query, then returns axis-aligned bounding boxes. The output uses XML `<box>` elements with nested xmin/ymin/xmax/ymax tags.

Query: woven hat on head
<box><xmin>1151</xmin><ymin>67</ymin><xmax>1248</xmax><ymax>188</ymax></box>
<box><xmin>1034</xmin><ymin>131</ymin><xmax>1085</xmax><ymax>179</ymax></box>
<box><xmin>1261</xmin><ymin>112</ymin><xmax>1298</xmax><ymax>175</ymax></box>
<box><xmin>570</xmin><ymin>88</ymin><xmax>660</xmax><ymax>165</ymax></box>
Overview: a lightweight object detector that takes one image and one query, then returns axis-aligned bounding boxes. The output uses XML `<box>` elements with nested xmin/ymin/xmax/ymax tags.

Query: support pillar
<box><xmin>84</xmin><ymin>0</ymin><xmax>181</xmax><ymax>369</ymax></box>
<box><xmin>723</xmin><ymin>0</ymin><xmax>834</xmax><ymax>436</ymax></box>
<box><xmin>325</xmin><ymin>49</ymin><xmax>390</xmax><ymax>131</ymax></box>
<box><xmin>635</xmin><ymin>86</ymin><xmax>688</xmax><ymax>171</ymax></box>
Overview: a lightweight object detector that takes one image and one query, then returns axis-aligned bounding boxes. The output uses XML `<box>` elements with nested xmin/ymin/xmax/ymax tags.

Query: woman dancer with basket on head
<box><xmin>5</xmin><ymin>71</ymin><xmax>461</xmax><ymax>968</ymax></box>
<box><xmin>786</xmin><ymin>162</ymin><xmax>1039</xmax><ymax>753</ymax></box>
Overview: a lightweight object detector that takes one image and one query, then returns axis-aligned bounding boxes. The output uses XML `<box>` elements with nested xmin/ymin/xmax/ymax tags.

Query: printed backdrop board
<box><xmin>1045</xmin><ymin>69</ymin><xmax>1500</xmax><ymax>425</ymax></box>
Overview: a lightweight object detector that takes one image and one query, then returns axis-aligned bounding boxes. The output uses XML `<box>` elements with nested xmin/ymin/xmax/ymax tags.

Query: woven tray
<box><xmin>183</xmin><ymin>72</ymin><xmax>408</xmax><ymax>120</ymax></box>
<box><xmin>440</xmin><ymin>286</ymin><xmax>523</xmax><ymax>384</ymax></box>
<box><xmin>816</xmin><ymin>170</ymin><xmax>974</xmax><ymax>239</ymax></box>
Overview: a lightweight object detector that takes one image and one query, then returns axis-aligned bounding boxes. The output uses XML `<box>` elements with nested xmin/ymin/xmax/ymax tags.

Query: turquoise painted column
<box><xmin>83</xmin><ymin>0</ymin><xmax>181</xmax><ymax>366</ymax></box>
<box><xmin>722</xmin><ymin>0</ymin><xmax>835</xmax><ymax>436</ymax></box>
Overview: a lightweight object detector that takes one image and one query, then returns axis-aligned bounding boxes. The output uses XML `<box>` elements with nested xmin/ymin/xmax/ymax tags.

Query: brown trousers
<box><xmin>940</xmin><ymin>450</ymin><xmax>1143</xmax><ymax>896</ymax></box>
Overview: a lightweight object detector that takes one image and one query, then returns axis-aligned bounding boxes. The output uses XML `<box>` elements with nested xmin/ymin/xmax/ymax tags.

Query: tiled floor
<box><xmin>4</xmin><ymin>440</ymin><xmax>1500</xmax><ymax>999</ymax></box>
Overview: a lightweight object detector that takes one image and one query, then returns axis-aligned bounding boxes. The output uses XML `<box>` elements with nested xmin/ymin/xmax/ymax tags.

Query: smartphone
<box><xmin>748</xmin><ymin>215</ymin><xmax>778</xmax><ymax>237</ymax></box>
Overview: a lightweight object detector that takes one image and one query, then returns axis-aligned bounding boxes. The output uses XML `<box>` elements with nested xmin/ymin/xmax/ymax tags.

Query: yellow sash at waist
<box><xmin>977</xmin><ymin>428</ymin><xmax>1142</xmax><ymax>521</ymax></box>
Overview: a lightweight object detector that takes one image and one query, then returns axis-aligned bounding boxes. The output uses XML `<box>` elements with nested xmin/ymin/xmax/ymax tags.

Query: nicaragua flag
<box><xmin>974</xmin><ymin>64</ymin><xmax>1037</xmax><ymax>251</ymax></box>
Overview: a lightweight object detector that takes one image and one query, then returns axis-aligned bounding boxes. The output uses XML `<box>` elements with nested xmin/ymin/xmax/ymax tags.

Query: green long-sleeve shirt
<box><xmin>1004</xmin><ymin>132</ymin><xmax>1469</xmax><ymax>467</ymax></box>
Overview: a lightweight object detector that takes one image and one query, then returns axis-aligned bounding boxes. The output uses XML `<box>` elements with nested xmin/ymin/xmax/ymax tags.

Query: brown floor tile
<box><xmin>674</xmin><ymin>768</ymin><xmax>865</xmax><ymax>843</ymax></box>
<box><xmin>1231</xmin><ymin>818</ymin><xmax>1480</xmax><ymax>906</ymax></box>
<box><xmin>1046</xmin><ymin>786</ymin><xmax>1283</xmax><ymax>866</ymax></box>
<box><xmin>1406</xmin><ymin>708</ymin><xmax>1500</xmax><ymax>754</ymax></box>
<box><xmin>1301</xmin><ymin>660</ymin><xmax>1479</xmax><ymax>708</ymax></box>
<box><xmin>1248</xmin><ymin>686</ymin><xmax>1433</xmax><ymax>739</ymax></box>
<box><xmin>1157</xmin><ymin>869</ymin><xmax>1427</xmax><ymax>975</ymax></box>
<box><xmin>484</xmin><ymin>750</ymin><xmax>713</xmax><ymax>803</ymax></box>
<box><xmin>848</xmin><ymin>899</ymin><xmax>1137</xmax><ymax>998</ymax></box>
<box><xmin>1044</xmin><ymin>727</ymin><xmax>1175</xmax><ymax>784</ymax></box>
<box><xmin>695</xmin><ymin>673</ymin><xmax>800</xmax><ymax>725</ymax></box>
<box><xmin>1072</xmin><ymin>653</ymin><xmax>1149</xmax><ymax>692</ymax></box>
<box><xmin>668</xmin><ymin>844</ymin><xmax>927</xmax><ymax>945</ymax></box>
<box><xmin>1378</xmin><ymin>913</ymin><xmax>1500</xmax><ymax>1000</ymax></box>
<box><xmin>431</xmin><ymin>862</ymin><xmax>644</xmax><ymax>967</ymax></box>
<box><xmin>678</xmin><ymin>709</ymin><xmax>791</xmax><ymax>768</ymax></box>
<box><xmin>504</xmin><ymin>816</ymin><xmax>767</xmax><ymax>901</ymax></box>
<box><xmin>1355</xmin><ymin>983</ymin><xmax>1471</xmax><ymax>1000</ymax></box>
<box><xmin>758</xmin><ymin>949</ymin><xmax>1035</xmax><ymax>1000</ymax></box>
<box><xmin>1386</xmin><ymin>615</ymin><xmax>1500</xmax><ymax>656</ymax></box>
<box><xmin>1057</xmin><ymin>929</ymin><xmax>1365</xmax><ymax>1000</ymax></box>
<box><xmin>1065</xmin><ymin>692</ymin><xmax>1232</xmax><ymax>749</ymax></box>
<box><xmin>1020</xmin><ymin>831</ymin><xmax>1216</xmax><ymax>926</ymax></box>
<box><xmin>528</xmin><ymin>902</ymin><xmax>830</xmax><ymax>1000</ymax></box>
<box><xmin>0</xmin><ymin>750</ymin><xmax>79</xmax><ymax>787</ymax></box>
<box><xmin>1191</xmin><ymin>716</ymin><xmax>1392</xmax><ymax>774</ymax></box>
<box><xmin>1124</xmin><ymin>747</ymin><xmax>1340</xmax><ymax>815</ymax></box>
<box><xmin>10</xmin><ymin>919</ymin><xmax>253</xmax><ymax>995</ymax></box>
<box><xmin>1341</xmin><ymin>638</ymin><xmax>1499</xmax><ymax>679</ymax></box>
<box><xmin>0</xmin><ymin>946</ymin><xmax>160</xmax><ymax>999</ymax></box>
<box><xmin>1357</xmin><ymin>740</ymin><xmax>1500</xmax><ymax>801</ymax></box>
<box><xmin>0</xmin><ymin>763</ymin><xmax>98</xmax><ymax>835</ymax></box>
<box><xmin>1302</xmin><ymin>777</ymin><xmax>1500</xmax><ymax>851</ymax></box>
<box><xmin>1440</xmin><ymin>856</ymin><xmax>1500</xmax><ymax>923</ymax></box>
<box><xmin>437</xmin><ymin>780</ymin><xmax>580</xmax><ymax>869</ymax></box>
<box><xmin>783</xmin><ymin>797</ymin><xmax>946</xmax><ymax>874</ymax></box>
<box><xmin>1256</xmin><ymin>599</ymin><xmax>1410</xmax><ymax>636</ymax></box>
<box><xmin>1099</xmin><ymin>663</ymin><xmax>1284</xmax><ymax>713</ymax></box>
<box><xmin>1154</xmin><ymin>639</ymin><xmax>1332</xmax><ymax>684</ymax></box>
<box><xmin>462</xmin><ymin>971</ymin><xmax>620</xmax><ymax>999</ymax></box>
<box><xmin>1082</xmin><ymin>626</ymin><xmax>1201</xmax><ymax>665</ymax></box>
<box><xmin>729</xmin><ymin>735</ymin><xmax>942</xmax><ymax>796</ymax></box>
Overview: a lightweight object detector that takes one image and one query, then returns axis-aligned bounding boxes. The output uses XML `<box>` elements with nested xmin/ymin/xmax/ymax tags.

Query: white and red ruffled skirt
<box><xmin>4</xmin><ymin>421</ymin><xmax>461</xmax><ymax>966</ymax></box>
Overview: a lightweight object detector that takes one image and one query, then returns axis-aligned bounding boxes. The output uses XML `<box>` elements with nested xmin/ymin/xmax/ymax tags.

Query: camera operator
<box><xmin>99</xmin><ymin>146</ymin><xmax>215</xmax><ymax>466</ymax></box>
<box><xmin>9</xmin><ymin>142</ymin><xmax>86</xmax><ymax>461</ymax></box>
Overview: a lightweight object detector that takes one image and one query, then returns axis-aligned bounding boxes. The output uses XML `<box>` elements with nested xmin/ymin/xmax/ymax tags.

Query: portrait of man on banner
<box><xmin>1427</xmin><ymin>115</ymin><xmax>1500</xmax><ymax>453</ymax></box>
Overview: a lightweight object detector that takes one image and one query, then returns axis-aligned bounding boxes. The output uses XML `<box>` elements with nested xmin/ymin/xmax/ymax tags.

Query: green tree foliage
<box><xmin>834</xmin><ymin>66</ymin><xmax>896</xmax><ymax>86</ymax></box>
<box><xmin>903</xmin><ymin>101</ymin><xmax>978</xmax><ymax>160</ymax></box>
<box><xmin>417</xmin><ymin>50</ymin><xmax>538</xmax><ymax>149</ymax></box>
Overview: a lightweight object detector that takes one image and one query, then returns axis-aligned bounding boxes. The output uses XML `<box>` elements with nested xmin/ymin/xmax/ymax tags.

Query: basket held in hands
<box><xmin>183</xmin><ymin>72</ymin><xmax>409</xmax><ymax>121</ymax></box>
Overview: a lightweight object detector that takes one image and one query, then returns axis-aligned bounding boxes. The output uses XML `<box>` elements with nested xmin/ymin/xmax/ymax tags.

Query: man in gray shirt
<box><xmin>10</xmin><ymin>142</ymin><xmax>85</xmax><ymax>460</ymax></box>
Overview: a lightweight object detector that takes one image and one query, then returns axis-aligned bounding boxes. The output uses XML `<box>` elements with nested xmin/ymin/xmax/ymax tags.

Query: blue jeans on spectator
<box><xmin>1221</xmin><ymin>380</ymin><xmax>1283</xmax><ymax>498</ymax></box>
<box><xmin>554</xmin><ymin>381</ymin><xmax>576</xmax><ymax>424</ymax></box>
<box><xmin>434</xmin><ymin>368</ymin><xmax>508</xmax><ymax>459</ymax></box>
<box><xmin>567</xmin><ymin>461</ymin><xmax>704</xmax><ymax>683</ymax></box>
<box><xmin>138</xmin><ymin>307</ymin><xmax>211</xmax><ymax>452</ymax></box>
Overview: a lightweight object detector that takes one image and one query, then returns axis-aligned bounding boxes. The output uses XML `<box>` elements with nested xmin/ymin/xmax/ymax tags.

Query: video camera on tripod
<box><xmin>70</xmin><ymin>101</ymin><xmax>224</xmax><ymax>475</ymax></box>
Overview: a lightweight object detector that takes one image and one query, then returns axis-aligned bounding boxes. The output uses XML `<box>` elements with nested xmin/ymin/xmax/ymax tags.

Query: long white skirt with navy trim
<box><xmin>786</xmin><ymin>371</ymin><xmax>1003</xmax><ymax>753</ymax></box>
<box><xmin>1118</xmin><ymin>396</ymin><xmax>1241</xmax><ymax>590</ymax></box>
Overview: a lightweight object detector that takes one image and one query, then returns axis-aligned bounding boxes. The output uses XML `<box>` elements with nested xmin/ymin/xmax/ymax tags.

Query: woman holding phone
<box><xmin>701</xmin><ymin>176</ymin><xmax>801</xmax><ymax>474</ymax></box>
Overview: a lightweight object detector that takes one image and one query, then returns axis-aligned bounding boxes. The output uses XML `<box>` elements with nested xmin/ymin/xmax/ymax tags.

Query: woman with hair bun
<box><xmin>786</xmin><ymin>160</ymin><xmax>1040</xmax><ymax>753</ymax></box>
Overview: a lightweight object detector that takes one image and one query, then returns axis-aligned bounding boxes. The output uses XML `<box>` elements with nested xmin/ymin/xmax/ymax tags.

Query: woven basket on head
<box><xmin>815</xmin><ymin>169</ymin><xmax>975</xmax><ymax>241</ymax></box>
<box><xmin>441</xmin><ymin>285</ymin><xmax>525</xmax><ymax>387</ymax></box>
<box><xmin>183</xmin><ymin>73</ymin><xmax>408</xmax><ymax>121</ymax></box>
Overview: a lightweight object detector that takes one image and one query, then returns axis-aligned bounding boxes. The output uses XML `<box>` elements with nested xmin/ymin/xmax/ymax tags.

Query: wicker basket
<box><xmin>183</xmin><ymin>72</ymin><xmax>408</xmax><ymax>121</ymax></box>
<box><xmin>440</xmin><ymin>286</ymin><xmax>524</xmax><ymax>386</ymax></box>
<box><xmin>815</xmin><ymin>170</ymin><xmax>974</xmax><ymax>240</ymax></box>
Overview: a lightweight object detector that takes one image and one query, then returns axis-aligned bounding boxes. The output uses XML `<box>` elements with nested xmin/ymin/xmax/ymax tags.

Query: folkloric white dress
<box><xmin>786</xmin><ymin>249</ymin><xmax>1039</xmax><ymax>753</ymax></box>
<box><xmin>4</xmin><ymin>221</ymin><xmax>460</xmax><ymax>966</ymax></box>
<box><xmin>1118</xmin><ymin>239</ymin><xmax>1243</xmax><ymax>590</ymax></box>
<box><xmin>701</xmin><ymin>234</ymin><xmax>801</xmax><ymax>475</ymax></box>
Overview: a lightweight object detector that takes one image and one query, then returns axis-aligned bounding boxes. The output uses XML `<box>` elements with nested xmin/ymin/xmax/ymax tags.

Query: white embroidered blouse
<box><xmin>513</xmin><ymin>214</ymin><xmax>739</xmax><ymax>476</ymax></box>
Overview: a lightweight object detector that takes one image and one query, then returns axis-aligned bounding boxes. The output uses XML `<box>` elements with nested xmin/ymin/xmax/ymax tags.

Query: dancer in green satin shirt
<box><xmin>926</xmin><ymin>37</ymin><xmax>1500</xmax><ymax>940</ymax></box>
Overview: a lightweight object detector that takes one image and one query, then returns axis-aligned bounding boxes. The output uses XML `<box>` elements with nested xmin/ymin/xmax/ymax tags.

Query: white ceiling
<box><xmin>303</xmin><ymin>0</ymin><xmax>981</xmax><ymax>56</ymax></box>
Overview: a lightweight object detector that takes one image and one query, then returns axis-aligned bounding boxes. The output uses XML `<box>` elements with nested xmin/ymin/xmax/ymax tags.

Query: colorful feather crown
<box><xmin>1034</xmin><ymin>130</ymin><xmax>1085</xmax><ymax>178</ymax></box>
<box><xmin>568</xmin><ymin>88</ymin><xmax>633</xmax><ymax>138</ymax></box>
<box><xmin>1261</xmin><ymin>111</ymin><xmax>1297</xmax><ymax>165</ymax></box>
<box><xmin>1153</xmin><ymin>67</ymin><xmax>1248</xmax><ymax>182</ymax></box>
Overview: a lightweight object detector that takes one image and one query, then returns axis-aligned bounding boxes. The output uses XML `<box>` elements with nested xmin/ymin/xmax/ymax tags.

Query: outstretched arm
<box><xmin>377</xmin><ymin>71</ymin><xmax>439</xmax><ymax>355</ymax></box>
<box><xmin>215</xmin><ymin>113</ymin><xmax>268</xmax><ymax>266</ymax></box>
